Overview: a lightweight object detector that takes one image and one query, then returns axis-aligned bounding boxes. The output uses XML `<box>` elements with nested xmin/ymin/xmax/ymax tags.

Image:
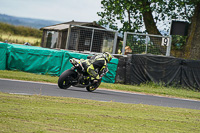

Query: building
<box><xmin>40</xmin><ymin>20</ymin><xmax>120</xmax><ymax>54</ymax></box>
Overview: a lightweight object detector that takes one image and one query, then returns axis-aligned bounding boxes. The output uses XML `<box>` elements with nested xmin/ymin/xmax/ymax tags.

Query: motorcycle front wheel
<box><xmin>58</xmin><ymin>69</ymin><xmax>77</xmax><ymax>89</ymax></box>
<box><xmin>86</xmin><ymin>79</ymin><xmax>101</xmax><ymax>92</ymax></box>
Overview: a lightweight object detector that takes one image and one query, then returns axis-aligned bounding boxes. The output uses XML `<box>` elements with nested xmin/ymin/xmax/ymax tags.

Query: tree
<box><xmin>97</xmin><ymin>0</ymin><xmax>200</xmax><ymax>59</ymax></box>
<box><xmin>184</xmin><ymin>2</ymin><xmax>200</xmax><ymax>59</ymax></box>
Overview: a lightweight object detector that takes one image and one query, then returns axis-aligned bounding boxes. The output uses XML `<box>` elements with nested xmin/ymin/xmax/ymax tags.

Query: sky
<box><xmin>0</xmin><ymin>0</ymin><xmax>103</xmax><ymax>22</ymax></box>
<box><xmin>0</xmin><ymin>0</ymin><xmax>171</xmax><ymax>34</ymax></box>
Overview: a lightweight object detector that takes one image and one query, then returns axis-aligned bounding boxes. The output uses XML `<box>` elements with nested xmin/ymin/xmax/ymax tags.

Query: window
<box><xmin>84</xmin><ymin>38</ymin><xmax>91</xmax><ymax>46</ymax></box>
<box><xmin>102</xmin><ymin>37</ymin><xmax>114</xmax><ymax>53</ymax></box>
<box><xmin>46</xmin><ymin>31</ymin><xmax>58</xmax><ymax>48</ymax></box>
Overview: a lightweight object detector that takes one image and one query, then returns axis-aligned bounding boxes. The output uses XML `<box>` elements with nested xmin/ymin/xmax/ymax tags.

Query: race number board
<box><xmin>161</xmin><ymin>37</ymin><xmax>170</xmax><ymax>46</ymax></box>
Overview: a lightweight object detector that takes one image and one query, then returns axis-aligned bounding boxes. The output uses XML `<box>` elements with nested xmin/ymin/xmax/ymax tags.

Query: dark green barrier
<box><xmin>103</xmin><ymin>58</ymin><xmax>118</xmax><ymax>83</ymax></box>
<box><xmin>0</xmin><ymin>43</ymin><xmax>7</xmax><ymax>70</ymax></box>
<box><xmin>1</xmin><ymin>43</ymin><xmax>119</xmax><ymax>83</ymax></box>
<box><xmin>6</xmin><ymin>44</ymin><xmax>63</xmax><ymax>76</ymax></box>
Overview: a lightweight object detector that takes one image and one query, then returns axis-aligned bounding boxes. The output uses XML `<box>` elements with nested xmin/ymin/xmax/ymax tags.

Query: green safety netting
<box><xmin>102</xmin><ymin>58</ymin><xmax>118</xmax><ymax>83</ymax></box>
<box><xmin>0</xmin><ymin>43</ymin><xmax>7</xmax><ymax>70</ymax></box>
<box><xmin>6</xmin><ymin>44</ymin><xmax>63</xmax><ymax>76</ymax></box>
<box><xmin>1</xmin><ymin>43</ymin><xmax>119</xmax><ymax>83</ymax></box>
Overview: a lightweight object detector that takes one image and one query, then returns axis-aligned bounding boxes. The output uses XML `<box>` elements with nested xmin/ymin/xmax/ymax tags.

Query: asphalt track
<box><xmin>0</xmin><ymin>78</ymin><xmax>200</xmax><ymax>110</ymax></box>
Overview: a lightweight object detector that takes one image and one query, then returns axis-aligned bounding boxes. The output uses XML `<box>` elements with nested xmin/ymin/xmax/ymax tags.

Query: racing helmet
<box><xmin>103</xmin><ymin>52</ymin><xmax>112</xmax><ymax>63</ymax></box>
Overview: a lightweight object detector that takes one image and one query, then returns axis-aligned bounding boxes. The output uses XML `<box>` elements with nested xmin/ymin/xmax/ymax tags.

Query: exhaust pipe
<box><xmin>70</xmin><ymin>59</ymin><xmax>73</xmax><ymax>63</ymax></box>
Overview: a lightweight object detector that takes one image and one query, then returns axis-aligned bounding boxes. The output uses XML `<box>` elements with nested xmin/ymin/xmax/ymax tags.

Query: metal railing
<box><xmin>122</xmin><ymin>32</ymin><xmax>171</xmax><ymax>56</ymax></box>
<box><xmin>66</xmin><ymin>25</ymin><xmax>118</xmax><ymax>54</ymax></box>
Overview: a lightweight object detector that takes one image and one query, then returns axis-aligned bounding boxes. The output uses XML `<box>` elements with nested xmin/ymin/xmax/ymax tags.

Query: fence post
<box><xmin>122</xmin><ymin>32</ymin><xmax>127</xmax><ymax>55</ymax></box>
<box><xmin>90</xmin><ymin>29</ymin><xmax>95</xmax><ymax>52</ymax></box>
<box><xmin>66</xmin><ymin>24</ymin><xmax>71</xmax><ymax>49</ymax></box>
<box><xmin>145</xmin><ymin>35</ymin><xmax>148</xmax><ymax>54</ymax></box>
<box><xmin>112</xmin><ymin>32</ymin><xmax>118</xmax><ymax>54</ymax></box>
<box><xmin>166</xmin><ymin>36</ymin><xmax>172</xmax><ymax>56</ymax></box>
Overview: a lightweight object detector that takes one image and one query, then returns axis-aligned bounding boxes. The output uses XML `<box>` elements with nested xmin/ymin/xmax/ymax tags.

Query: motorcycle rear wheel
<box><xmin>58</xmin><ymin>69</ymin><xmax>77</xmax><ymax>89</ymax></box>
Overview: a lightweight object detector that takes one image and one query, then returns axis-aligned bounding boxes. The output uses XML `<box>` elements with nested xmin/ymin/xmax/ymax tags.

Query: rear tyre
<box><xmin>86</xmin><ymin>79</ymin><xmax>101</xmax><ymax>92</ymax></box>
<box><xmin>58</xmin><ymin>69</ymin><xmax>77</xmax><ymax>89</ymax></box>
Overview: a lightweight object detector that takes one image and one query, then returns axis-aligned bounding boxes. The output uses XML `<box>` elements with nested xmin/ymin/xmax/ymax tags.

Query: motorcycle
<box><xmin>58</xmin><ymin>58</ymin><xmax>108</xmax><ymax>92</ymax></box>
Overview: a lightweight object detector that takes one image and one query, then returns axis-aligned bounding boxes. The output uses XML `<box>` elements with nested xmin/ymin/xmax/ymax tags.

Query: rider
<box><xmin>82</xmin><ymin>52</ymin><xmax>113</xmax><ymax>81</ymax></box>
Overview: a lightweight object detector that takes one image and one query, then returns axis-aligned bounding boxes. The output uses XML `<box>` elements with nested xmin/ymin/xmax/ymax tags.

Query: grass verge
<box><xmin>0</xmin><ymin>34</ymin><xmax>41</xmax><ymax>46</ymax></box>
<box><xmin>0</xmin><ymin>92</ymin><xmax>200</xmax><ymax>133</ymax></box>
<box><xmin>0</xmin><ymin>70</ymin><xmax>200</xmax><ymax>100</ymax></box>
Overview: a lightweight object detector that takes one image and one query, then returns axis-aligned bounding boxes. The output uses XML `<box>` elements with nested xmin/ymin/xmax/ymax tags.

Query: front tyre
<box><xmin>86</xmin><ymin>79</ymin><xmax>101</xmax><ymax>92</ymax></box>
<box><xmin>58</xmin><ymin>69</ymin><xmax>77</xmax><ymax>89</ymax></box>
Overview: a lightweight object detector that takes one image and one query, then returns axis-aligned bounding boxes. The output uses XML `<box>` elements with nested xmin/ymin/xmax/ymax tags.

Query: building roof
<box><xmin>40</xmin><ymin>20</ymin><xmax>105</xmax><ymax>31</ymax></box>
